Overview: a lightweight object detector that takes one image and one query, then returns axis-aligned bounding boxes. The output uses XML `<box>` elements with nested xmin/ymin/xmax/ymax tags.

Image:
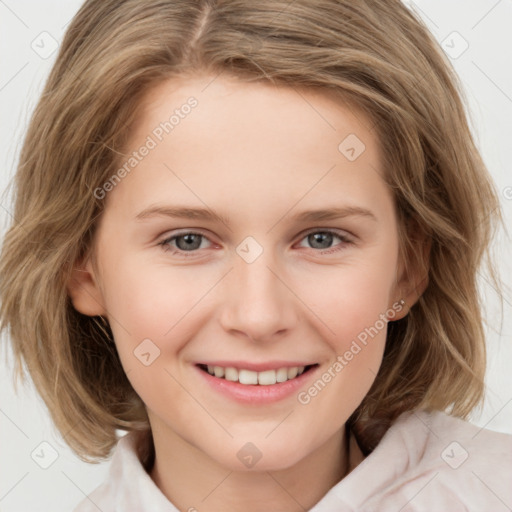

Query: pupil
<box><xmin>309</xmin><ymin>232</ymin><xmax>332</xmax><ymax>249</ymax></box>
<box><xmin>177</xmin><ymin>234</ymin><xmax>201</xmax><ymax>251</ymax></box>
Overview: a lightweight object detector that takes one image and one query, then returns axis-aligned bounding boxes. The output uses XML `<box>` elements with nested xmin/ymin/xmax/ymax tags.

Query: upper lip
<box><xmin>196</xmin><ymin>361</ymin><xmax>317</xmax><ymax>372</ymax></box>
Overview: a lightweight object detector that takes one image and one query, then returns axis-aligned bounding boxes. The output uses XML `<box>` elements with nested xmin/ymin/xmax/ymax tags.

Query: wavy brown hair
<box><xmin>0</xmin><ymin>0</ymin><xmax>503</xmax><ymax>462</ymax></box>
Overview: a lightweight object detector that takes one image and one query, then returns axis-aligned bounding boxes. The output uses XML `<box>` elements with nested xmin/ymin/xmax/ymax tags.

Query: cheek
<box><xmin>294</xmin><ymin>266</ymin><xmax>392</xmax><ymax>426</ymax></box>
<box><xmin>104</xmin><ymin>255</ymin><xmax>206</xmax><ymax>340</ymax></box>
<box><xmin>296</xmin><ymin>260</ymin><xmax>395</xmax><ymax>351</ymax></box>
<box><xmin>289</xmin><ymin>256</ymin><xmax>396</xmax><ymax>412</ymax></box>
<box><xmin>101</xmin><ymin>255</ymin><xmax>231</xmax><ymax>404</ymax></box>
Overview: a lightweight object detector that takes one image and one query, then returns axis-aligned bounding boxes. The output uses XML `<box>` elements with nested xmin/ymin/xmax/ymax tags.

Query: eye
<box><xmin>296</xmin><ymin>229</ymin><xmax>353</xmax><ymax>254</ymax></box>
<box><xmin>158</xmin><ymin>228</ymin><xmax>353</xmax><ymax>258</ymax></box>
<box><xmin>158</xmin><ymin>231</ymin><xmax>213</xmax><ymax>256</ymax></box>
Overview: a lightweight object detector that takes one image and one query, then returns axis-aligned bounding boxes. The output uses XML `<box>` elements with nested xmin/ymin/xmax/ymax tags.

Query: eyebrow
<box><xmin>134</xmin><ymin>204</ymin><xmax>377</xmax><ymax>224</ymax></box>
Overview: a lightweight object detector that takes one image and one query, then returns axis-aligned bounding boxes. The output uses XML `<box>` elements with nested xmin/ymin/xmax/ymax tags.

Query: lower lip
<box><xmin>195</xmin><ymin>365</ymin><xmax>319</xmax><ymax>404</ymax></box>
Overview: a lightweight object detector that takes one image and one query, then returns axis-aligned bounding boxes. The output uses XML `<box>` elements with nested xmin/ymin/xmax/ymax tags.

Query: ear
<box><xmin>66</xmin><ymin>254</ymin><xmax>107</xmax><ymax>317</ymax></box>
<box><xmin>390</xmin><ymin>220</ymin><xmax>431</xmax><ymax>321</ymax></box>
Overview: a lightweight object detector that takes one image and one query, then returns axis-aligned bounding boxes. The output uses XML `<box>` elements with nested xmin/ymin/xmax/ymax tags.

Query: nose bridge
<box><xmin>219</xmin><ymin>239</ymin><xmax>298</xmax><ymax>341</ymax></box>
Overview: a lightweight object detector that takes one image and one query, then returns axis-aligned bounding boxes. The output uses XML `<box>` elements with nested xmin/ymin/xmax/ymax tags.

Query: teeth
<box><xmin>239</xmin><ymin>369</ymin><xmax>258</xmax><ymax>385</ymax></box>
<box><xmin>204</xmin><ymin>365</ymin><xmax>310</xmax><ymax>385</ymax></box>
<box><xmin>225</xmin><ymin>367</ymin><xmax>238</xmax><ymax>382</ymax></box>
<box><xmin>258</xmin><ymin>370</ymin><xmax>277</xmax><ymax>385</ymax></box>
<box><xmin>276</xmin><ymin>368</ymin><xmax>288</xmax><ymax>383</ymax></box>
<box><xmin>287</xmin><ymin>367</ymin><xmax>298</xmax><ymax>379</ymax></box>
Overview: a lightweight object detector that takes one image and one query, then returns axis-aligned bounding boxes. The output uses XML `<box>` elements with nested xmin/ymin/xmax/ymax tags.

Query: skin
<box><xmin>68</xmin><ymin>74</ymin><xmax>424</xmax><ymax>511</ymax></box>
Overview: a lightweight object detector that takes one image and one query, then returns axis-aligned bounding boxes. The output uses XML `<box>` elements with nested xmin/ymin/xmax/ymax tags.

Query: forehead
<box><xmin>104</xmin><ymin>74</ymin><xmax>389</xmax><ymax>224</ymax></box>
<box><xmin>133</xmin><ymin>74</ymin><xmax>378</xmax><ymax>158</ymax></box>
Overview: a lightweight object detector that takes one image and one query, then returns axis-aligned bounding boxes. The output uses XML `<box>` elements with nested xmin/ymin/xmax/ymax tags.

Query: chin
<box><xmin>212</xmin><ymin>441</ymin><xmax>308</xmax><ymax>473</ymax></box>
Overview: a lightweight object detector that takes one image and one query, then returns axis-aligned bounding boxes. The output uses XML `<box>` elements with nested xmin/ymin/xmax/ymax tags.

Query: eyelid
<box><xmin>298</xmin><ymin>226</ymin><xmax>355</xmax><ymax>241</ymax></box>
<box><xmin>162</xmin><ymin>227</ymin><xmax>211</xmax><ymax>238</ymax></box>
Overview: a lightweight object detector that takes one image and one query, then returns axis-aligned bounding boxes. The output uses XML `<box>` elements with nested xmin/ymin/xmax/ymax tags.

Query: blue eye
<box><xmin>158</xmin><ymin>232</ymin><xmax>211</xmax><ymax>255</ymax></box>
<box><xmin>158</xmin><ymin>229</ymin><xmax>353</xmax><ymax>257</ymax></box>
<box><xmin>297</xmin><ymin>230</ymin><xmax>352</xmax><ymax>252</ymax></box>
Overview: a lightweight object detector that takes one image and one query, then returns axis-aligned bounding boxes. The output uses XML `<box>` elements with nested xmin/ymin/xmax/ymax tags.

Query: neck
<box><xmin>148</xmin><ymin>422</ymin><xmax>362</xmax><ymax>512</ymax></box>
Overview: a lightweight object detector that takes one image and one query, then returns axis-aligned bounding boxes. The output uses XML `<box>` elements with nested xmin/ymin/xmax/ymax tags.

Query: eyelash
<box><xmin>157</xmin><ymin>229</ymin><xmax>354</xmax><ymax>258</ymax></box>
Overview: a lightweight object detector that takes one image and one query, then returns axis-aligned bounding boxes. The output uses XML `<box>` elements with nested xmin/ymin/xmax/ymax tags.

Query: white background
<box><xmin>1</xmin><ymin>1</ymin><xmax>511</xmax><ymax>510</ymax></box>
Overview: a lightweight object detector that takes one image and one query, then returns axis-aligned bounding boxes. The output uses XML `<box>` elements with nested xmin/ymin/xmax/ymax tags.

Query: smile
<box><xmin>197</xmin><ymin>364</ymin><xmax>317</xmax><ymax>385</ymax></box>
<box><xmin>195</xmin><ymin>362</ymin><xmax>320</xmax><ymax>404</ymax></box>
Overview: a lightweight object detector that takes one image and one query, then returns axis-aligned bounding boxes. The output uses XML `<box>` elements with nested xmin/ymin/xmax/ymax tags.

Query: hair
<box><xmin>0</xmin><ymin>0</ymin><xmax>504</xmax><ymax>463</ymax></box>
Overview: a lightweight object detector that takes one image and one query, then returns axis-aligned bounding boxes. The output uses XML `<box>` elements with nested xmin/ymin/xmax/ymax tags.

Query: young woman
<box><xmin>1</xmin><ymin>1</ymin><xmax>510</xmax><ymax>510</ymax></box>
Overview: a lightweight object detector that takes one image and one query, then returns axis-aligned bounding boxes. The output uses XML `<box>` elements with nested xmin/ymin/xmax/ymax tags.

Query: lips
<box><xmin>195</xmin><ymin>362</ymin><xmax>320</xmax><ymax>404</ymax></box>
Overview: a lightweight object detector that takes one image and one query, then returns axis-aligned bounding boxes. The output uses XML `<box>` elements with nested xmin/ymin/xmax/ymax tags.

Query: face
<box><xmin>69</xmin><ymin>74</ymin><xmax>410</xmax><ymax>472</ymax></box>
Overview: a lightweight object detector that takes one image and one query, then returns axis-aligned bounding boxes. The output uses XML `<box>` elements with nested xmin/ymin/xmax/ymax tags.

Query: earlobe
<box><xmin>66</xmin><ymin>258</ymin><xmax>107</xmax><ymax>317</ymax></box>
<box><xmin>393</xmin><ymin>273</ymin><xmax>429</xmax><ymax>320</ymax></box>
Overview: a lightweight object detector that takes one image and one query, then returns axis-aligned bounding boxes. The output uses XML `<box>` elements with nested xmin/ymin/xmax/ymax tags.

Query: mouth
<box><xmin>197</xmin><ymin>363</ymin><xmax>319</xmax><ymax>386</ymax></box>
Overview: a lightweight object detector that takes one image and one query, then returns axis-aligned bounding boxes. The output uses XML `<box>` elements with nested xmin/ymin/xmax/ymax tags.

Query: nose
<box><xmin>218</xmin><ymin>247</ymin><xmax>299</xmax><ymax>343</ymax></box>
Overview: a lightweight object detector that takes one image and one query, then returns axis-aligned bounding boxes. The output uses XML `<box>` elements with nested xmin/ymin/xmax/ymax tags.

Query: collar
<box><xmin>79</xmin><ymin>410</ymin><xmax>512</xmax><ymax>511</ymax></box>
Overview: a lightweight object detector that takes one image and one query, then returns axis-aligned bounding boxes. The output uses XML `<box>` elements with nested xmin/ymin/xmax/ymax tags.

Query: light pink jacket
<box><xmin>73</xmin><ymin>410</ymin><xmax>512</xmax><ymax>511</ymax></box>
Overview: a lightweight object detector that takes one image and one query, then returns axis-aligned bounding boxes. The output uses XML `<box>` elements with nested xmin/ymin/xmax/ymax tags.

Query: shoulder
<box><xmin>365</xmin><ymin>410</ymin><xmax>512</xmax><ymax>511</ymax></box>
<box><xmin>315</xmin><ymin>410</ymin><xmax>512</xmax><ymax>512</ymax></box>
